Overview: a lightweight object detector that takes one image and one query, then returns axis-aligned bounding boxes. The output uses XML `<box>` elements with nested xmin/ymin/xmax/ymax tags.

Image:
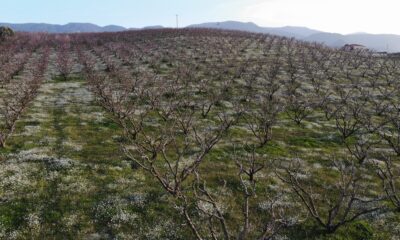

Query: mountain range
<box><xmin>0</xmin><ymin>22</ymin><xmax>128</xmax><ymax>33</ymax></box>
<box><xmin>2</xmin><ymin>21</ymin><xmax>399</xmax><ymax>52</ymax></box>
<box><xmin>188</xmin><ymin>21</ymin><xmax>400</xmax><ymax>52</ymax></box>
<box><xmin>188</xmin><ymin>21</ymin><xmax>321</xmax><ymax>39</ymax></box>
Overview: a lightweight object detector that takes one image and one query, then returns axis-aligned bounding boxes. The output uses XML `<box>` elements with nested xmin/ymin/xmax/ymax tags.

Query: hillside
<box><xmin>189</xmin><ymin>21</ymin><xmax>400</xmax><ymax>52</ymax></box>
<box><xmin>0</xmin><ymin>22</ymin><xmax>127</xmax><ymax>33</ymax></box>
<box><xmin>0</xmin><ymin>29</ymin><xmax>399</xmax><ymax>239</ymax></box>
<box><xmin>187</xmin><ymin>21</ymin><xmax>321</xmax><ymax>38</ymax></box>
<box><xmin>0</xmin><ymin>22</ymin><xmax>164</xmax><ymax>33</ymax></box>
<box><xmin>2</xmin><ymin>20</ymin><xmax>400</xmax><ymax>52</ymax></box>
<box><xmin>304</xmin><ymin>32</ymin><xmax>400</xmax><ymax>52</ymax></box>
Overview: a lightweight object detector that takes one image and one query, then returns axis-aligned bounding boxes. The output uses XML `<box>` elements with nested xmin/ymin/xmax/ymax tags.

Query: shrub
<box><xmin>0</xmin><ymin>26</ymin><xmax>15</xmax><ymax>41</ymax></box>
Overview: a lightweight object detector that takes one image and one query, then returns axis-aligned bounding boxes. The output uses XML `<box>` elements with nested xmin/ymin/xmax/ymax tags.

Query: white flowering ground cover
<box><xmin>0</xmin><ymin>74</ymin><xmax>184</xmax><ymax>239</ymax></box>
<box><xmin>1</xmin><ymin>30</ymin><xmax>400</xmax><ymax>239</ymax></box>
<box><xmin>1</xmin><ymin>75</ymin><xmax>398</xmax><ymax>240</ymax></box>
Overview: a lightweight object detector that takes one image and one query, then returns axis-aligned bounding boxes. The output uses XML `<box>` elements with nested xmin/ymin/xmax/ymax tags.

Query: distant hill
<box><xmin>0</xmin><ymin>22</ymin><xmax>126</xmax><ymax>33</ymax></box>
<box><xmin>187</xmin><ymin>21</ymin><xmax>321</xmax><ymax>38</ymax></box>
<box><xmin>142</xmin><ymin>25</ymin><xmax>164</xmax><ymax>30</ymax></box>
<box><xmin>304</xmin><ymin>32</ymin><xmax>400</xmax><ymax>52</ymax></box>
<box><xmin>2</xmin><ymin>21</ymin><xmax>399</xmax><ymax>52</ymax></box>
<box><xmin>188</xmin><ymin>21</ymin><xmax>400</xmax><ymax>52</ymax></box>
<box><xmin>0</xmin><ymin>22</ymin><xmax>165</xmax><ymax>33</ymax></box>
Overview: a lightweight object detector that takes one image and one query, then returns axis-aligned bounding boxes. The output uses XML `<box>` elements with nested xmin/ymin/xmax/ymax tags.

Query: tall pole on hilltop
<box><xmin>176</xmin><ymin>14</ymin><xmax>179</xmax><ymax>29</ymax></box>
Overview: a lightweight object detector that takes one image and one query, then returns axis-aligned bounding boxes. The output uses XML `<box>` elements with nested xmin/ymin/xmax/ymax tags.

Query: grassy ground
<box><xmin>0</xmin><ymin>75</ymin><xmax>185</xmax><ymax>239</ymax></box>
<box><xmin>1</xmin><ymin>43</ymin><xmax>399</xmax><ymax>238</ymax></box>
<box><xmin>1</xmin><ymin>74</ymin><xmax>397</xmax><ymax>239</ymax></box>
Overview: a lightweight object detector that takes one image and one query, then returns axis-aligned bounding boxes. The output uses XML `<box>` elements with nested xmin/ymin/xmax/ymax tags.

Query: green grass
<box><xmin>0</xmin><ymin>65</ymin><xmax>398</xmax><ymax>238</ymax></box>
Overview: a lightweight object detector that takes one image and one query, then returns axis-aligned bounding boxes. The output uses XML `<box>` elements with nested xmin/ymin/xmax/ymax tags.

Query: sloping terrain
<box><xmin>189</xmin><ymin>21</ymin><xmax>400</xmax><ymax>52</ymax></box>
<box><xmin>0</xmin><ymin>29</ymin><xmax>400</xmax><ymax>239</ymax></box>
<box><xmin>3</xmin><ymin>20</ymin><xmax>400</xmax><ymax>52</ymax></box>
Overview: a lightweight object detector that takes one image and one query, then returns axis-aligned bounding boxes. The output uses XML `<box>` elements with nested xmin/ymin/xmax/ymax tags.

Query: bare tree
<box><xmin>0</xmin><ymin>50</ymin><xmax>48</xmax><ymax>147</ymax></box>
<box><xmin>55</xmin><ymin>39</ymin><xmax>74</xmax><ymax>80</ymax></box>
<box><xmin>376</xmin><ymin>154</ymin><xmax>400</xmax><ymax>211</ymax></box>
<box><xmin>277</xmin><ymin>157</ymin><xmax>383</xmax><ymax>233</ymax></box>
<box><xmin>244</xmin><ymin>97</ymin><xmax>281</xmax><ymax>147</ymax></box>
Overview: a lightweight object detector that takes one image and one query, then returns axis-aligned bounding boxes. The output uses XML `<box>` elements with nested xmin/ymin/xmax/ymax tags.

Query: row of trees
<box><xmin>0</xmin><ymin>34</ymin><xmax>49</xmax><ymax>148</ymax></box>
<box><xmin>2</xmin><ymin>28</ymin><xmax>398</xmax><ymax>238</ymax></box>
<box><xmin>70</xmin><ymin>29</ymin><xmax>400</xmax><ymax>238</ymax></box>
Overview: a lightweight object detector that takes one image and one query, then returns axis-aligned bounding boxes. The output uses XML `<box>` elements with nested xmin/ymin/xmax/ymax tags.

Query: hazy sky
<box><xmin>2</xmin><ymin>0</ymin><xmax>399</xmax><ymax>34</ymax></box>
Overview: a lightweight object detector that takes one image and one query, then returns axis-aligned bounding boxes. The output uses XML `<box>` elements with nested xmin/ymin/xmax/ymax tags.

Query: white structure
<box><xmin>342</xmin><ymin>44</ymin><xmax>367</xmax><ymax>51</ymax></box>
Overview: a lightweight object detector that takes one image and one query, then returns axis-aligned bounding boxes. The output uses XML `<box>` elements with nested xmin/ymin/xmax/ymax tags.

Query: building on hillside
<box><xmin>388</xmin><ymin>52</ymin><xmax>400</xmax><ymax>58</ymax></box>
<box><xmin>341</xmin><ymin>44</ymin><xmax>367</xmax><ymax>51</ymax></box>
<box><xmin>373</xmin><ymin>52</ymin><xmax>388</xmax><ymax>57</ymax></box>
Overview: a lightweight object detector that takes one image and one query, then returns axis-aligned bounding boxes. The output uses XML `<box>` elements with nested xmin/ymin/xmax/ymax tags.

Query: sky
<box><xmin>1</xmin><ymin>0</ymin><xmax>400</xmax><ymax>35</ymax></box>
